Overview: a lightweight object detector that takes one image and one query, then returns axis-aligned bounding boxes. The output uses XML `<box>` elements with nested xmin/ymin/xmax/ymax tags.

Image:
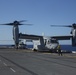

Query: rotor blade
<box><xmin>19</xmin><ymin>24</ymin><xmax>33</xmax><ymax>25</ymax></box>
<box><xmin>50</xmin><ymin>25</ymin><xmax>72</xmax><ymax>27</ymax></box>
<box><xmin>18</xmin><ymin>20</ymin><xmax>27</xmax><ymax>23</ymax></box>
<box><xmin>0</xmin><ymin>23</ymin><xmax>14</xmax><ymax>25</ymax></box>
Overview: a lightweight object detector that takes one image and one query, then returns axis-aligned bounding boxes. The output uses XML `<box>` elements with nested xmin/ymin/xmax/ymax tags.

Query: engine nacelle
<box><xmin>72</xmin><ymin>37</ymin><xmax>76</xmax><ymax>46</ymax></box>
<box><xmin>72</xmin><ymin>29</ymin><xmax>76</xmax><ymax>46</ymax></box>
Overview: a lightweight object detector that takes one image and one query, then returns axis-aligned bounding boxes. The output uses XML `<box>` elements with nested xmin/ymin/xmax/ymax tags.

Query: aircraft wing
<box><xmin>19</xmin><ymin>33</ymin><xmax>72</xmax><ymax>40</ymax></box>
<box><xmin>19</xmin><ymin>33</ymin><xmax>42</xmax><ymax>40</ymax></box>
<box><xmin>51</xmin><ymin>35</ymin><xmax>72</xmax><ymax>40</ymax></box>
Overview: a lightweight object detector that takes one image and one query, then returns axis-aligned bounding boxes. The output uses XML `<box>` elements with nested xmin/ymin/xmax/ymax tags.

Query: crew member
<box><xmin>57</xmin><ymin>44</ymin><xmax>62</xmax><ymax>56</ymax></box>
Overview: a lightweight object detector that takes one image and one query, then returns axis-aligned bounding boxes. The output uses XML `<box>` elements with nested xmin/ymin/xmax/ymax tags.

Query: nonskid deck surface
<box><xmin>0</xmin><ymin>49</ymin><xmax>76</xmax><ymax>75</ymax></box>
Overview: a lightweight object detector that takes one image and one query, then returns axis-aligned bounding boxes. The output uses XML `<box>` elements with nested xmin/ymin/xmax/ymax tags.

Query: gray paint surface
<box><xmin>0</xmin><ymin>49</ymin><xmax>76</xmax><ymax>75</ymax></box>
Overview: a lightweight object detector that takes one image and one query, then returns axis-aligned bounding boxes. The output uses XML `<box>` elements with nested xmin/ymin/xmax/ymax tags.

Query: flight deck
<box><xmin>0</xmin><ymin>49</ymin><xmax>76</xmax><ymax>75</ymax></box>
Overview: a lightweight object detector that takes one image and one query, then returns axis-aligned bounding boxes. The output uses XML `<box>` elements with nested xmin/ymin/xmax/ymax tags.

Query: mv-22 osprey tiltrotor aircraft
<box><xmin>0</xmin><ymin>20</ymin><xmax>76</xmax><ymax>52</ymax></box>
<box><xmin>0</xmin><ymin>20</ymin><xmax>59</xmax><ymax>52</ymax></box>
<box><xmin>21</xmin><ymin>23</ymin><xmax>76</xmax><ymax>52</ymax></box>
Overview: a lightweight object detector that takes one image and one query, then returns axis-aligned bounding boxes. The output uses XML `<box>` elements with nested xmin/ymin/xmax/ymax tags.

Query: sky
<box><xmin>0</xmin><ymin>0</ymin><xmax>76</xmax><ymax>45</ymax></box>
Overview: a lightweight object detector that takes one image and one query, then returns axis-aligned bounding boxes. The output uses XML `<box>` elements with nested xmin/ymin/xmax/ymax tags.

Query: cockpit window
<box><xmin>51</xmin><ymin>39</ymin><xmax>58</xmax><ymax>43</ymax></box>
<box><xmin>44</xmin><ymin>39</ymin><xmax>58</xmax><ymax>44</ymax></box>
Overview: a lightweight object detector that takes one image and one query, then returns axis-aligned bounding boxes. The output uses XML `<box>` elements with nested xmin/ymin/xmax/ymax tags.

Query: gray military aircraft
<box><xmin>51</xmin><ymin>23</ymin><xmax>76</xmax><ymax>46</ymax></box>
<box><xmin>1</xmin><ymin>20</ymin><xmax>76</xmax><ymax>52</ymax></box>
<box><xmin>19</xmin><ymin>23</ymin><xmax>76</xmax><ymax>52</ymax></box>
<box><xmin>0</xmin><ymin>20</ymin><xmax>59</xmax><ymax>52</ymax></box>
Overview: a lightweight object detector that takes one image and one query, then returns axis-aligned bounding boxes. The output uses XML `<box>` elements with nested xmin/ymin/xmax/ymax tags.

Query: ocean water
<box><xmin>0</xmin><ymin>44</ymin><xmax>76</xmax><ymax>51</ymax></box>
<box><xmin>60</xmin><ymin>45</ymin><xmax>76</xmax><ymax>51</ymax></box>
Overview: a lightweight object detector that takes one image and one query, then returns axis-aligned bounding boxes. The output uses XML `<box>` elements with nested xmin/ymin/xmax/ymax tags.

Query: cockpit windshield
<box><xmin>51</xmin><ymin>39</ymin><xmax>58</xmax><ymax>43</ymax></box>
<box><xmin>44</xmin><ymin>38</ymin><xmax>58</xmax><ymax>45</ymax></box>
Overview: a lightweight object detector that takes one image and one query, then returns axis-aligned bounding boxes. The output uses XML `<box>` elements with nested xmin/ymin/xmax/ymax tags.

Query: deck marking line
<box><xmin>3</xmin><ymin>63</ymin><xmax>7</xmax><ymax>66</ymax></box>
<box><xmin>10</xmin><ymin>68</ymin><xmax>16</xmax><ymax>72</ymax></box>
